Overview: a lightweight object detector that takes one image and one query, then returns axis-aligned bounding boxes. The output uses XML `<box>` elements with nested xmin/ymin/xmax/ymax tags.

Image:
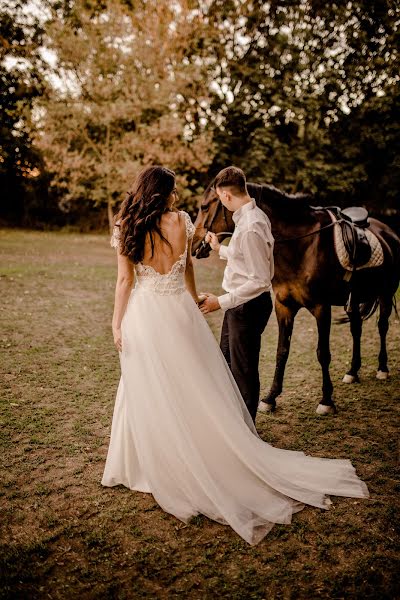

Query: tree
<box><xmin>38</xmin><ymin>0</ymin><xmax>214</xmax><ymax>230</ymax></box>
<box><xmin>325</xmin><ymin>82</ymin><xmax>400</xmax><ymax>211</ymax></box>
<box><xmin>204</xmin><ymin>0</ymin><xmax>400</xmax><ymax>209</ymax></box>
<box><xmin>0</xmin><ymin>0</ymin><xmax>47</xmax><ymax>224</ymax></box>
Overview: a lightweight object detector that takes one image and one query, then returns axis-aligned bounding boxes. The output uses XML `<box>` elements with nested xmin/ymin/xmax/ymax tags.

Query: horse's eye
<box><xmin>200</xmin><ymin>205</ymin><xmax>208</xmax><ymax>212</ymax></box>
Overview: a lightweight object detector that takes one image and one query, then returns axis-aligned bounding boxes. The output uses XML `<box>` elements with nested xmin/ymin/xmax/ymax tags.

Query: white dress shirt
<box><xmin>218</xmin><ymin>199</ymin><xmax>274</xmax><ymax>311</ymax></box>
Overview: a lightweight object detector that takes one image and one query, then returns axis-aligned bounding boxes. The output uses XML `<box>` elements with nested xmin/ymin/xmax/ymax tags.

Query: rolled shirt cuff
<box><xmin>218</xmin><ymin>293</ymin><xmax>233</xmax><ymax>311</ymax></box>
<box><xmin>219</xmin><ymin>245</ymin><xmax>228</xmax><ymax>260</ymax></box>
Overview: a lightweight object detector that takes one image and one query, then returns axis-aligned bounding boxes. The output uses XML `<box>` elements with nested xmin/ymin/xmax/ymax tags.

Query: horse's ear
<box><xmin>201</xmin><ymin>184</ymin><xmax>218</xmax><ymax>207</ymax></box>
<box><xmin>203</xmin><ymin>178</ymin><xmax>216</xmax><ymax>199</ymax></box>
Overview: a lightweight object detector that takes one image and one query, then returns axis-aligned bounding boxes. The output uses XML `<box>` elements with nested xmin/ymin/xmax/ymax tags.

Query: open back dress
<box><xmin>101</xmin><ymin>211</ymin><xmax>369</xmax><ymax>545</ymax></box>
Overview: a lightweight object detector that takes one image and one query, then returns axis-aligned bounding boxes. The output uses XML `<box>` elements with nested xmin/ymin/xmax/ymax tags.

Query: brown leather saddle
<box><xmin>320</xmin><ymin>206</ymin><xmax>372</xmax><ymax>269</ymax></box>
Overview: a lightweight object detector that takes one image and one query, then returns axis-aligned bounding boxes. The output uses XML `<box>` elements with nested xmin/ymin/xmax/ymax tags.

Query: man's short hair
<box><xmin>214</xmin><ymin>166</ymin><xmax>247</xmax><ymax>195</ymax></box>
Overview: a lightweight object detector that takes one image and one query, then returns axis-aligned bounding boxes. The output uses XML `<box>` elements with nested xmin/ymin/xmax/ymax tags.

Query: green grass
<box><xmin>0</xmin><ymin>229</ymin><xmax>399</xmax><ymax>599</ymax></box>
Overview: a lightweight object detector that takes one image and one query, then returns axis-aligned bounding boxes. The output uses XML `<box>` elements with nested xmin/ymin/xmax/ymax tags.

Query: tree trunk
<box><xmin>106</xmin><ymin>123</ymin><xmax>114</xmax><ymax>234</ymax></box>
<box><xmin>107</xmin><ymin>200</ymin><xmax>114</xmax><ymax>234</ymax></box>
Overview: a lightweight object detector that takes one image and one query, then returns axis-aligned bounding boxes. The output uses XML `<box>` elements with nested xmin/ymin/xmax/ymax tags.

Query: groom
<box><xmin>200</xmin><ymin>166</ymin><xmax>274</xmax><ymax>423</ymax></box>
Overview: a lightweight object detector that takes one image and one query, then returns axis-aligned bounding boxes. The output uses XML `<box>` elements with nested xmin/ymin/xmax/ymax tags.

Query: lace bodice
<box><xmin>110</xmin><ymin>211</ymin><xmax>196</xmax><ymax>295</ymax></box>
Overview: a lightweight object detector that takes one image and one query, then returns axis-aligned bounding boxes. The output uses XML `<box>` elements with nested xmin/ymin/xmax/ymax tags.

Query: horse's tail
<box><xmin>335</xmin><ymin>297</ymin><xmax>380</xmax><ymax>324</ymax></box>
<box><xmin>392</xmin><ymin>294</ymin><xmax>399</xmax><ymax>320</ymax></box>
<box><xmin>359</xmin><ymin>298</ymin><xmax>380</xmax><ymax>321</ymax></box>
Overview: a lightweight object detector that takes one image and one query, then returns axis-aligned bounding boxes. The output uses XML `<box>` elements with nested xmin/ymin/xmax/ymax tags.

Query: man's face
<box><xmin>215</xmin><ymin>186</ymin><xmax>232</xmax><ymax>209</ymax></box>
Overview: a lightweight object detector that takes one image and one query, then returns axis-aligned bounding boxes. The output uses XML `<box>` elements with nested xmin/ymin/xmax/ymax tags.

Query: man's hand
<box><xmin>200</xmin><ymin>293</ymin><xmax>221</xmax><ymax>314</ymax></box>
<box><xmin>205</xmin><ymin>232</ymin><xmax>220</xmax><ymax>252</ymax></box>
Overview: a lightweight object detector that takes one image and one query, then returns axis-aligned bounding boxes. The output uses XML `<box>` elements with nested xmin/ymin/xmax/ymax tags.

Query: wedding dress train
<box><xmin>101</xmin><ymin>212</ymin><xmax>369</xmax><ymax>545</ymax></box>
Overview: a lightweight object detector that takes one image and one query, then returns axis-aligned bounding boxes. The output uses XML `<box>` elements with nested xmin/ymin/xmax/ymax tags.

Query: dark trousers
<box><xmin>220</xmin><ymin>292</ymin><xmax>272</xmax><ymax>423</ymax></box>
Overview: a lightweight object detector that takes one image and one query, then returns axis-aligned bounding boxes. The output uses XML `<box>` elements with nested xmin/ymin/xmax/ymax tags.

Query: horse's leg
<box><xmin>311</xmin><ymin>304</ymin><xmax>336</xmax><ymax>415</ymax></box>
<box><xmin>259</xmin><ymin>300</ymin><xmax>299</xmax><ymax>413</ymax></box>
<box><xmin>343</xmin><ymin>301</ymin><xmax>362</xmax><ymax>384</ymax></box>
<box><xmin>376</xmin><ymin>295</ymin><xmax>392</xmax><ymax>380</ymax></box>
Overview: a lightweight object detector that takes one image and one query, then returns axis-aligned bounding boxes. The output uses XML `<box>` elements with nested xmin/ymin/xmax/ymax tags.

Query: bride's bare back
<box><xmin>141</xmin><ymin>211</ymin><xmax>187</xmax><ymax>275</ymax></box>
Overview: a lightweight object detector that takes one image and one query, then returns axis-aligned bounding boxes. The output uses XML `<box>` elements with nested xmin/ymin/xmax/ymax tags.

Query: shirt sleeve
<box><xmin>218</xmin><ymin>230</ymin><xmax>273</xmax><ymax>311</ymax></box>
<box><xmin>218</xmin><ymin>244</ymin><xmax>229</xmax><ymax>260</ymax></box>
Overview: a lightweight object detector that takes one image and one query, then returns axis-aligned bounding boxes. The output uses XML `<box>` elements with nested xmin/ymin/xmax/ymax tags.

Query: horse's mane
<box><xmin>202</xmin><ymin>179</ymin><xmax>315</xmax><ymax>223</ymax></box>
<box><xmin>247</xmin><ymin>182</ymin><xmax>314</xmax><ymax>216</ymax></box>
<box><xmin>203</xmin><ymin>179</ymin><xmax>313</xmax><ymax>212</ymax></box>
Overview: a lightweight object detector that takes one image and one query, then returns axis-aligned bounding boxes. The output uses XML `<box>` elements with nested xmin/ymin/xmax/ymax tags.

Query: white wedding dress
<box><xmin>101</xmin><ymin>211</ymin><xmax>369</xmax><ymax>545</ymax></box>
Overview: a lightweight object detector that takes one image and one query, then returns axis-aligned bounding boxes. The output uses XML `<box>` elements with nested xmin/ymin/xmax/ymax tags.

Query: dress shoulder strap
<box><xmin>110</xmin><ymin>222</ymin><xmax>121</xmax><ymax>249</ymax></box>
<box><xmin>180</xmin><ymin>211</ymin><xmax>196</xmax><ymax>241</ymax></box>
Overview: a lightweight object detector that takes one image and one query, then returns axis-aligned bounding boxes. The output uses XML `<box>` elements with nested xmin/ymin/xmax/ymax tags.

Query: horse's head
<box><xmin>192</xmin><ymin>184</ymin><xmax>235</xmax><ymax>258</ymax></box>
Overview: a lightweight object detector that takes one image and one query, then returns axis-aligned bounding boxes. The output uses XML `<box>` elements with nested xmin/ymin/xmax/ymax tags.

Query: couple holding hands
<box><xmin>199</xmin><ymin>166</ymin><xmax>274</xmax><ymax>422</ymax></box>
<box><xmin>102</xmin><ymin>164</ymin><xmax>368</xmax><ymax>546</ymax></box>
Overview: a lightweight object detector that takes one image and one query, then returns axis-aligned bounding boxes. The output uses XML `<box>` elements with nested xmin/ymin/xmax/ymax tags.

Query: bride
<box><xmin>101</xmin><ymin>165</ymin><xmax>369</xmax><ymax>545</ymax></box>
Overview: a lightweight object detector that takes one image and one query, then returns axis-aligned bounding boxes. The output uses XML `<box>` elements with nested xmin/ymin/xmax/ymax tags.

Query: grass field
<box><xmin>1</xmin><ymin>229</ymin><xmax>399</xmax><ymax>600</ymax></box>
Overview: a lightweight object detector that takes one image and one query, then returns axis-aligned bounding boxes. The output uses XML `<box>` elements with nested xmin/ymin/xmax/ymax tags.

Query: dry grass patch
<box><xmin>0</xmin><ymin>229</ymin><xmax>399</xmax><ymax>599</ymax></box>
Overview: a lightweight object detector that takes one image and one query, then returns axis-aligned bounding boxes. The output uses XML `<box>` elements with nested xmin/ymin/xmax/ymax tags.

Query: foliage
<box><xmin>0</xmin><ymin>0</ymin><xmax>50</xmax><ymax>225</ymax></box>
<box><xmin>0</xmin><ymin>0</ymin><xmax>399</xmax><ymax>227</ymax></box>
<box><xmin>205</xmin><ymin>0</ymin><xmax>400</xmax><ymax>208</ymax></box>
<box><xmin>326</xmin><ymin>83</ymin><xmax>400</xmax><ymax>210</ymax></box>
<box><xmin>37</xmin><ymin>0</ymin><xmax>214</xmax><ymax>229</ymax></box>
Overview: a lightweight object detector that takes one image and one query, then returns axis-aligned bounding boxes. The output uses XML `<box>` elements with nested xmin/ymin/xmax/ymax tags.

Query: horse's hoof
<box><xmin>342</xmin><ymin>373</ymin><xmax>359</xmax><ymax>384</ymax></box>
<box><xmin>376</xmin><ymin>370</ymin><xmax>389</xmax><ymax>380</ymax></box>
<box><xmin>258</xmin><ymin>401</ymin><xmax>275</xmax><ymax>413</ymax></box>
<box><xmin>316</xmin><ymin>404</ymin><xmax>336</xmax><ymax>416</ymax></box>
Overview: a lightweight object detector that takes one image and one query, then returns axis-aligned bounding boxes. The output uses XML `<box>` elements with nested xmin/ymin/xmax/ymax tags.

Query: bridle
<box><xmin>204</xmin><ymin>198</ymin><xmax>230</xmax><ymax>234</ymax></box>
<box><xmin>197</xmin><ymin>199</ymin><xmax>233</xmax><ymax>254</ymax></box>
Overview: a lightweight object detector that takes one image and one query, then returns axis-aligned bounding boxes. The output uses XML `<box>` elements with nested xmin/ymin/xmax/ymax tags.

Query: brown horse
<box><xmin>192</xmin><ymin>182</ymin><xmax>400</xmax><ymax>415</ymax></box>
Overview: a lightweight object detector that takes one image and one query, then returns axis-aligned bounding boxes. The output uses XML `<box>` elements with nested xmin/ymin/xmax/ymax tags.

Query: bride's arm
<box><xmin>185</xmin><ymin>239</ymin><xmax>199</xmax><ymax>304</ymax></box>
<box><xmin>112</xmin><ymin>253</ymin><xmax>134</xmax><ymax>351</ymax></box>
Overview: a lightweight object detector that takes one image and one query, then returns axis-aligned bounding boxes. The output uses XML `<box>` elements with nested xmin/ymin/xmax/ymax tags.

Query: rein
<box><xmin>199</xmin><ymin>199</ymin><xmax>339</xmax><ymax>249</ymax></box>
<box><xmin>274</xmin><ymin>220</ymin><xmax>339</xmax><ymax>244</ymax></box>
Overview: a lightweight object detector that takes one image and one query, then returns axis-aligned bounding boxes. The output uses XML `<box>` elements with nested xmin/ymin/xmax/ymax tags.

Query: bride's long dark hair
<box><xmin>115</xmin><ymin>166</ymin><xmax>176</xmax><ymax>264</ymax></box>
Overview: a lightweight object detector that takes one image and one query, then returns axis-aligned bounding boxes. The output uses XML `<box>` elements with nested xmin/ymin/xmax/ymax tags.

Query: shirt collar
<box><xmin>232</xmin><ymin>198</ymin><xmax>256</xmax><ymax>224</ymax></box>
